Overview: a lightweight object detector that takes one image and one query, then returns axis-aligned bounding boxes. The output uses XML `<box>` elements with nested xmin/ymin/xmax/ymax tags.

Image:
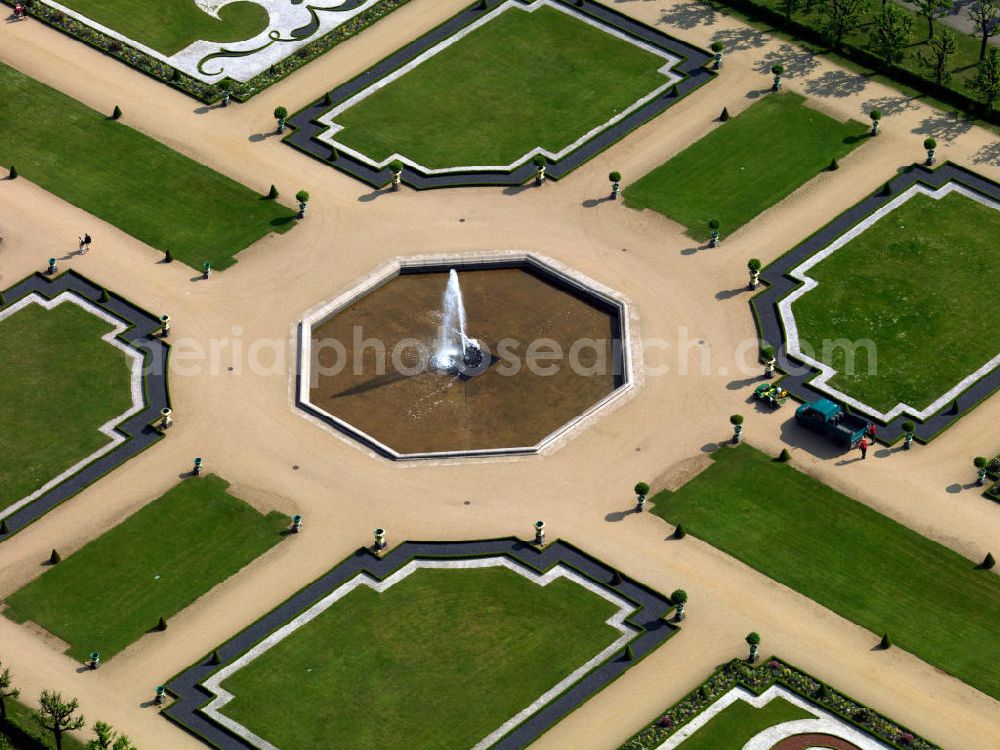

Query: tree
<box><xmin>968</xmin><ymin>46</ymin><xmax>1000</xmax><ymax>111</ymax></box>
<box><xmin>783</xmin><ymin>0</ymin><xmax>811</xmax><ymax>23</ymax></box>
<box><xmin>633</xmin><ymin>481</ymin><xmax>650</xmax><ymax>498</ymax></box>
<box><xmin>0</xmin><ymin>661</ymin><xmax>19</xmax><ymax>720</ymax></box>
<box><xmin>913</xmin><ymin>0</ymin><xmax>952</xmax><ymax>39</ymax></box>
<box><xmin>879</xmin><ymin>632</ymin><xmax>892</xmax><ymax>649</ymax></box>
<box><xmin>824</xmin><ymin>0</ymin><xmax>867</xmax><ymax>49</ymax></box>
<box><xmin>872</xmin><ymin>4</ymin><xmax>913</xmax><ymax>65</ymax></box>
<box><xmin>87</xmin><ymin>721</ymin><xmax>138</xmax><ymax>750</ymax></box>
<box><xmin>34</xmin><ymin>690</ymin><xmax>86</xmax><ymax>750</ymax></box>
<box><xmin>927</xmin><ymin>28</ymin><xmax>957</xmax><ymax>85</ymax></box>
<box><xmin>970</xmin><ymin>0</ymin><xmax>1000</xmax><ymax>61</ymax></box>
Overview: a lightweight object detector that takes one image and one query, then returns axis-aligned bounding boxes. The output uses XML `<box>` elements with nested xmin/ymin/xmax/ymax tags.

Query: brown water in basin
<box><xmin>308</xmin><ymin>266</ymin><xmax>624</xmax><ymax>455</ymax></box>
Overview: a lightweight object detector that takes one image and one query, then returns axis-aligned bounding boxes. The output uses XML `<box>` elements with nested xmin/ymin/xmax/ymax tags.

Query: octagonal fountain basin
<box><xmin>297</xmin><ymin>255</ymin><xmax>632</xmax><ymax>459</ymax></box>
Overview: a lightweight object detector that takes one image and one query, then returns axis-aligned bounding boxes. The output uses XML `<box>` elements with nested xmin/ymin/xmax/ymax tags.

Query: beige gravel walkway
<box><xmin>0</xmin><ymin>2</ymin><xmax>998</xmax><ymax>749</ymax></box>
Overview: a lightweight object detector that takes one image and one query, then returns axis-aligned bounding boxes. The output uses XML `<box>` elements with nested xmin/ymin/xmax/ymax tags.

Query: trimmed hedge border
<box><xmin>619</xmin><ymin>657</ymin><xmax>940</xmax><ymax>750</ymax></box>
<box><xmin>162</xmin><ymin>537</ymin><xmax>679</xmax><ymax>750</ymax></box>
<box><xmin>0</xmin><ymin>270</ymin><xmax>170</xmax><ymax>541</ymax></box>
<box><xmin>284</xmin><ymin>0</ymin><xmax>715</xmax><ymax>189</ymax></box>
<box><xmin>713</xmin><ymin>0</ymin><xmax>1000</xmax><ymax>126</ymax></box>
<box><xmin>750</xmin><ymin>162</ymin><xmax>1000</xmax><ymax>445</ymax></box>
<box><xmin>3</xmin><ymin>0</ymin><xmax>412</xmax><ymax>103</ymax></box>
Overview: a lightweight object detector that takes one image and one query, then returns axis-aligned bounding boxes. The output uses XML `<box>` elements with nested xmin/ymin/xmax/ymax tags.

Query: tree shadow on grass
<box><xmin>804</xmin><ymin>69</ymin><xmax>870</xmax><ymax>98</ymax></box>
<box><xmin>911</xmin><ymin>110</ymin><xmax>976</xmax><ymax>143</ymax></box>
<box><xmin>658</xmin><ymin>1</ymin><xmax>718</xmax><ymax>30</ymax></box>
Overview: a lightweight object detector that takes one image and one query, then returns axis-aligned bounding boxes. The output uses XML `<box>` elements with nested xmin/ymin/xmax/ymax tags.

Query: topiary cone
<box><xmin>8</xmin><ymin>165</ymin><xmax>17</xmax><ymax>179</ymax></box>
<box><xmin>828</xmin><ymin>157</ymin><xmax>839</xmax><ymax>171</ymax></box>
<box><xmin>673</xmin><ymin>524</ymin><xmax>686</xmax><ymax>539</ymax></box>
<box><xmin>164</xmin><ymin>249</ymin><xmax>173</xmax><ymax>263</ymax></box>
<box><xmin>669</xmin><ymin>84</ymin><xmax>679</xmax><ymax>97</ymax></box>
<box><xmin>880</xmin><ymin>181</ymin><xmax>892</xmax><ymax>196</ymax></box>
<box><xmin>266</xmin><ymin>184</ymin><xmax>279</xmax><ymax>200</ymax></box>
<box><xmin>321</xmin><ymin>91</ymin><xmax>332</xmax><ymax>106</ymax></box>
<box><xmin>0</xmin><ymin>291</ymin><xmax>5</xmax><ymax>307</ymax></box>
<box><xmin>157</xmin><ymin>616</ymin><xmax>168</xmax><ymax>632</ymax></box>
<box><xmin>879</xmin><ymin>632</ymin><xmax>891</xmax><ymax>649</ymax></box>
<box><xmin>776</xmin><ymin>448</ymin><xmax>791</xmax><ymax>462</ymax></box>
<box><xmin>978</xmin><ymin>552</ymin><xmax>995</xmax><ymax>570</ymax></box>
<box><xmin>0</xmin><ymin>519</ymin><xmax>9</xmax><ymax>535</ymax></box>
<box><xmin>49</xmin><ymin>549</ymin><xmax>61</xmax><ymax>564</ymax></box>
<box><xmin>328</xmin><ymin>147</ymin><xmax>339</xmax><ymax>162</ymax></box>
<box><xmin>623</xmin><ymin>645</ymin><xmax>634</xmax><ymax>661</ymax></box>
<box><xmin>610</xmin><ymin>570</ymin><xmax>623</xmax><ymax>586</ymax></box>
<box><xmin>111</xmin><ymin>105</ymin><xmax>122</xmax><ymax>120</ymax></box>
<box><xmin>210</xmin><ymin>649</ymin><xmax>221</xmax><ymax>665</ymax></box>
<box><xmin>98</xmin><ymin>288</ymin><xmax>110</xmax><ymax>303</ymax></box>
<box><xmin>720</xmin><ymin>107</ymin><xmax>730</xmax><ymax>122</ymax></box>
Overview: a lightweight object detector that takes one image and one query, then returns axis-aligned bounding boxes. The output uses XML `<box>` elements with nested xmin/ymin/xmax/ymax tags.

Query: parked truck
<box><xmin>794</xmin><ymin>398</ymin><xmax>870</xmax><ymax>449</ymax></box>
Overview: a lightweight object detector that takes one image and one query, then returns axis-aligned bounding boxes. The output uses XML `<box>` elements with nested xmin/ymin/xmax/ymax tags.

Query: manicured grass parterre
<box><xmin>54</xmin><ymin>0</ymin><xmax>268</xmax><ymax>56</ymax></box>
<box><xmin>332</xmin><ymin>4</ymin><xmax>669</xmax><ymax>169</ymax></box>
<box><xmin>650</xmin><ymin>445</ymin><xmax>1000</xmax><ymax>699</ymax></box>
<box><xmin>624</xmin><ymin>93</ymin><xmax>868</xmax><ymax>240</ymax></box>
<box><xmin>792</xmin><ymin>189</ymin><xmax>1000</xmax><ymax>413</ymax></box>
<box><xmin>218</xmin><ymin>566</ymin><xmax>622</xmax><ymax>749</ymax></box>
<box><xmin>0</xmin><ymin>63</ymin><xmax>295</xmax><ymax>270</ymax></box>
<box><xmin>4</xmin><ymin>476</ymin><xmax>286</xmax><ymax>661</ymax></box>
<box><xmin>673</xmin><ymin>695</ymin><xmax>810</xmax><ymax>749</ymax></box>
<box><xmin>0</xmin><ymin>300</ymin><xmax>132</xmax><ymax>512</ymax></box>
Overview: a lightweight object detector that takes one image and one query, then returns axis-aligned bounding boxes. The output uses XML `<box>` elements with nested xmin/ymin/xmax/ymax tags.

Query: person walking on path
<box><xmin>78</xmin><ymin>233</ymin><xmax>91</xmax><ymax>253</ymax></box>
<box><xmin>859</xmin><ymin>437</ymin><xmax>868</xmax><ymax>460</ymax></box>
<box><xmin>867</xmin><ymin>423</ymin><xmax>876</xmax><ymax>443</ymax></box>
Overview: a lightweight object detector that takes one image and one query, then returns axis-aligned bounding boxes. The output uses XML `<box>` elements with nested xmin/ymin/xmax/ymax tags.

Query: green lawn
<box><xmin>0</xmin><ymin>63</ymin><xmax>295</xmax><ymax>270</ymax></box>
<box><xmin>651</xmin><ymin>445</ymin><xmax>1000</xmax><ymax>700</ymax></box>
<box><xmin>4</xmin><ymin>476</ymin><xmax>287</xmax><ymax>661</ymax></box>
<box><xmin>55</xmin><ymin>0</ymin><xmax>268</xmax><ymax>56</ymax></box>
<box><xmin>0</xmin><ymin>300</ymin><xmax>132</xmax><ymax>512</ymax></box>
<box><xmin>1</xmin><ymin>698</ymin><xmax>88</xmax><ymax>750</ymax></box>
<box><xmin>333</xmin><ymin>4</ymin><xmax>668</xmax><ymax>169</ymax></box>
<box><xmin>624</xmin><ymin>93</ymin><xmax>868</xmax><ymax>240</ymax></box>
<box><xmin>792</xmin><ymin>189</ymin><xmax>1000</xmax><ymax>413</ymax></box>
<box><xmin>219</xmin><ymin>566</ymin><xmax>623</xmax><ymax>749</ymax></box>
<box><xmin>676</xmin><ymin>696</ymin><xmax>811</xmax><ymax>749</ymax></box>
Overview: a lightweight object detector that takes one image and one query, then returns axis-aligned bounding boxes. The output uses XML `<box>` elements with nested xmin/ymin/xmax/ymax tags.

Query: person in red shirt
<box><xmin>859</xmin><ymin>437</ymin><xmax>868</xmax><ymax>460</ymax></box>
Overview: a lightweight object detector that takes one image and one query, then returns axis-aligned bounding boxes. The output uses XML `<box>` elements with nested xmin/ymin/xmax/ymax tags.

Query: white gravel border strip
<box><xmin>35</xmin><ymin>0</ymin><xmax>381</xmax><ymax>83</ymax></box>
<box><xmin>0</xmin><ymin>292</ymin><xmax>145</xmax><ymax>520</ymax></box>
<box><xmin>653</xmin><ymin>685</ymin><xmax>892</xmax><ymax>750</ymax></box>
<box><xmin>778</xmin><ymin>181</ymin><xmax>1000</xmax><ymax>422</ymax></box>
<box><xmin>314</xmin><ymin>0</ymin><xmax>684</xmax><ymax>173</ymax></box>
<box><xmin>294</xmin><ymin>250</ymin><xmax>637</xmax><ymax>460</ymax></box>
<box><xmin>201</xmin><ymin>556</ymin><xmax>640</xmax><ymax>750</ymax></box>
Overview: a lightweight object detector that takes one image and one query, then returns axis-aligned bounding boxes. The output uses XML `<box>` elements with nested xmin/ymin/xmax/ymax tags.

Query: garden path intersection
<box><xmin>0</xmin><ymin>2</ymin><xmax>998</xmax><ymax>750</ymax></box>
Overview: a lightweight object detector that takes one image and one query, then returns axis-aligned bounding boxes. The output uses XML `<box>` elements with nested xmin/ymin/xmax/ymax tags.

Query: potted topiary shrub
<box><xmin>389</xmin><ymin>159</ymin><xmax>404</xmax><ymax>191</ymax></box>
<box><xmin>532</xmin><ymin>154</ymin><xmax>547</xmax><ymax>186</ymax></box>
<box><xmin>974</xmin><ymin>456</ymin><xmax>988</xmax><ymax>485</ymax></box>
<box><xmin>869</xmin><ymin>109</ymin><xmax>882</xmax><ymax>136</ymax></box>
<box><xmin>609</xmin><ymin>171</ymin><xmax>622</xmax><ymax>199</ymax></box>
<box><xmin>273</xmin><ymin>105</ymin><xmax>288</xmax><ymax>134</ymax></box>
<box><xmin>634</xmin><ymin>481</ymin><xmax>650</xmax><ymax>512</ymax></box>
<box><xmin>745</xmin><ymin>631</ymin><xmax>761</xmax><ymax>662</ymax></box>
<box><xmin>747</xmin><ymin>258</ymin><xmax>762</xmax><ymax>289</ymax></box>
<box><xmin>760</xmin><ymin>343</ymin><xmax>776</xmax><ymax>378</ymax></box>
<box><xmin>901</xmin><ymin>420</ymin><xmax>916</xmax><ymax>449</ymax></box>
<box><xmin>670</xmin><ymin>589</ymin><xmax>688</xmax><ymax>621</ymax></box>
<box><xmin>711</xmin><ymin>40</ymin><xmax>724</xmax><ymax>69</ymax></box>
<box><xmin>730</xmin><ymin>414</ymin><xmax>744</xmax><ymax>443</ymax></box>
<box><xmin>771</xmin><ymin>64</ymin><xmax>784</xmax><ymax>91</ymax></box>
<box><xmin>295</xmin><ymin>190</ymin><xmax>310</xmax><ymax>219</ymax></box>
<box><xmin>708</xmin><ymin>218</ymin><xmax>721</xmax><ymax>247</ymax></box>
<box><xmin>923</xmin><ymin>136</ymin><xmax>937</xmax><ymax>165</ymax></box>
